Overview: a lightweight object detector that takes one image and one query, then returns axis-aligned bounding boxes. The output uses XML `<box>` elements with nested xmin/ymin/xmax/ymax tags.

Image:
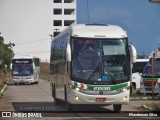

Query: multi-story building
<box><xmin>53</xmin><ymin>0</ymin><xmax>77</xmax><ymax>37</ymax></box>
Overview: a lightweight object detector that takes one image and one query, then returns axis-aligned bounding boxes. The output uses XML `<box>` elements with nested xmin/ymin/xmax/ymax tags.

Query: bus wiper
<box><xmin>88</xmin><ymin>62</ymin><xmax>102</xmax><ymax>81</ymax></box>
<box><xmin>87</xmin><ymin>62</ymin><xmax>116</xmax><ymax>84</ymax></box>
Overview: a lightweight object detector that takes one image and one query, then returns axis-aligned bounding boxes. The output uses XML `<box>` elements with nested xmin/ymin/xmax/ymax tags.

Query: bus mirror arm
<box><xmin>139</xmin><ymin>72</ymin><xmax>142</xmax><ymax>76</ymax></box>
<box><xmin>129</xmin><ymin>44</ymin><xmax>137</xmax><ymax>63</ymax></box>
<box><xmin>66</xmin><ymin>44</ymin><xmax>71</xmax><ymax>62</ymax></box>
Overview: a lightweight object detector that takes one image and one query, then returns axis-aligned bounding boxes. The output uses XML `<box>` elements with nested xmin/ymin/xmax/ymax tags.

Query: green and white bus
<box><xmin>140</xmin><ymin>57</ymin><xmax>160</xmax><ymax>94</ymax></box>
<box><xmin>50</xmin><ymin>24</ymin><xmax>137</xmax><ymax>112</ymax></box>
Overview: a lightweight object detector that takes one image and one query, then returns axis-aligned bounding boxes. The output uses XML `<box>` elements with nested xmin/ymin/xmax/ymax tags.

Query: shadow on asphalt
<box><xmin>12</xmin><ymin>101</ymin><xmax>113</xmax><ymax>112</ymax></box>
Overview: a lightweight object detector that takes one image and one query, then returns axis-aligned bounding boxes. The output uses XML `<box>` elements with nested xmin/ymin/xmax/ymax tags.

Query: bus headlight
<box><xmin>68</xmin><ymin>84</ymin><xmax>81</xmax><ymax>92</ymax></box>
<box><xmin>69</xmin><ymin>84</ymin><xmax>75</xmax><ymax>89</ymax></box>
<box><xmin>122</xmin><ymin>86</ymin><xmax>130</xmax><ymax>92</ymax></box>
<box><xmin>122</xmin><ymin>88</ymin><xmax>128</xmax><ymax>92</ymax></box>
<box><xmin>75</xmin><ymin>87</ymin><xmax>80</xmax><ymax>92</ymax></box>
<box><xmin>116</xmin><ymin>86</ymin><xmax>130</xmax><ymax>92</ymax></box>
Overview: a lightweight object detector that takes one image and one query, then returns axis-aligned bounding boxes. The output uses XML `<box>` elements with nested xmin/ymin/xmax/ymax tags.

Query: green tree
<box><xmin>0</xmin><ymin>34</ymin><xmax>15</xmax><ymax>68</ymax></box>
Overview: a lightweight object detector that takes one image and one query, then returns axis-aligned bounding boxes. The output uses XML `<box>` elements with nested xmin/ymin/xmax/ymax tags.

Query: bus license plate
<box><xmin>96</xmin><ymin>98</ymin><xmax>106</xmax><ymax>102</ymax></box>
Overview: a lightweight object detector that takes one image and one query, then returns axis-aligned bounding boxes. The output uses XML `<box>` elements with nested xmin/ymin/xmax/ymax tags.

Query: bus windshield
<box><xmin>132</xmin><ymin>61</ymin><xmax>148</xmax><ymax>73</ymax></box>
<box><xmin>12</xmin><ymin>64</ymin><xmax>33</xmax><ymax>76</ymax></box>
<box><xmin>72</xmin><ymin>38</ymin><xmax>130</xmax><ymax>84</ymax></box>
<box><xmin>142</xmin><ymin>63</ymin><xmax>160</xmax><ymax>77</ymax></box>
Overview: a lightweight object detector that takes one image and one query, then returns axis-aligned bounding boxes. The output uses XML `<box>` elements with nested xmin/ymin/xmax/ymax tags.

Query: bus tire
<box><xmin>130</xmin><ymin>83</ymin><xmax>136</xmax><ymax>94</ymax></box>
<box><xmin>113</xmin><ymin>104</ymin><xmax>122</xmax><ymax>113</ymax></box>
<box><xmin>35</xmin><ymin>81</ymin><xmax>38</xmax><ymax>84</ymax></box>
<box><xmin>52</xmin><ymin>83</ymin><xmax>60</xmax><ymax>105</ymax></box>
<box><xmin>64</xmin><ymin>85</ymin><xmax>74</xmax><ymax>111</ymax></box>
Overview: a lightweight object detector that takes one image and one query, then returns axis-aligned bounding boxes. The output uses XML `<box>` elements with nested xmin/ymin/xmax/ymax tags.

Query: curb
<box><xmin>0</xmin><ymin>82</ymin><xmax>8</xmax><ymax>94</ymax></box>
<box><xmin>130</xmin><ymin>96</ymin><xmax>160</xmax><ymax>101</ymax></box>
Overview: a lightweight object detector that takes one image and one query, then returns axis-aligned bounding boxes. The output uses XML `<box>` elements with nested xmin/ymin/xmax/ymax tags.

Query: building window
<box><xmin>64</xmin><ymin>0</ymin><xmax>74</xmax><ymax>3</ymax></box>
<box><xmin>64</xmin><ymin>20</ymin><xmax>75</xmax><ymax>26</ymax></box>
<box><xmin>54</xmin><ymin>32</ymin><xmax>60</xmax><ymax>37</ymax></box>
<box><xmin>64</xmin><ymin>9</ymin><xmax>75</xmax><ymax>15</ymax></box>
<box><xmin>54</xmin><ymin>20</ymin><xmax>62</xmax><ymax>26</ymax></box>
<box><xmin>54</xmin><ymin>0</ymin><xmax>62</xmax><ymax>3</ymax></box>
<box><xmin>54</xmin><ymin>9</ymin><xmax>62</xmax><ymax>15</ymax></box>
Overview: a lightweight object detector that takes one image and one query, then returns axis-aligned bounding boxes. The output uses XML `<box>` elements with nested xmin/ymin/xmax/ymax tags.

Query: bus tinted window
<box><xmin>132</xmin><ymin>62</ymin><xmax>148</xmax><ymax>73</ymax></box>
<box><xmin>34</xmin><ymin>58</ymin><xmax>40</xmax><ymax>66</ymax></box>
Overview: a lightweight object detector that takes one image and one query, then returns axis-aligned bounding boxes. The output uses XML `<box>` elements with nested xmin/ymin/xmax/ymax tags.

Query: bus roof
<box><xmin>13</xmin><ymin>55</ymin><xmax>39</xmax><ymax>59</ymax></box>
<box><xmin>68</xmin><ymin>24</ymin><xmax>127</xmax><ymax>38</ymax></box>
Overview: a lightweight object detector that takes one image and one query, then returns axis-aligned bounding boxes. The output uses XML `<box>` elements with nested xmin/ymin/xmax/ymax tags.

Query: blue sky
<box><xmin>0</xmin><ymin>0</ymin><xmax>160</xmax><ymax>61</ymax></box>
<box><xmin>77</xmin><ymin>0</ymin><xmax>160</xmax><ymax>55</ymax></box>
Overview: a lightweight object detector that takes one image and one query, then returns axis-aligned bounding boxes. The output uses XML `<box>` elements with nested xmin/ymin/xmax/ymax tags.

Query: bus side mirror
<box><xmin>33</xmin><ymin>63</ymin><xmax>35</xmax><ymax>70</ymax></box>
<box><xmin>66</xmin><ymin>43</ymin><xmax>71</xmax><ymax>62</ymax></box>
<box><xmin>129</xmin><ymin>44</ymin><xmax>137</xmax><ymax>63</ymax></box>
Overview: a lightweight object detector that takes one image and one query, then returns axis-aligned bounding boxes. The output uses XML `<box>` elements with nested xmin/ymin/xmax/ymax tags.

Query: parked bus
<box><xmin>140</xmin><ymin>57</ymin><xmax>160</xmax><ymax>94</ymax></box>
<box><xmin>10</xmin><ymin>55</ymin><xmax>40</xmax><ymax>85</ymax></box>
<box><xmin>50</xmin><ymin>24</ymin><xmax>137</xmax><ymax>112</ymax></box>
<box><xmin>131</xmin><ymin>59</ymin><xmax>149</xmax><ymax>91</ymax></box>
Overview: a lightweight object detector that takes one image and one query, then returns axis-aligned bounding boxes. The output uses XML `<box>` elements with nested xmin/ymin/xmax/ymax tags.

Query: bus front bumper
<box><xmin>68</xmin><ymin>90</ymin><xmax>129</xmax><ymax>105</ymax></box>
<box><xmin>13</xmin><ymin>76</ymin><xmax>34</xmax><ymax>84</ymax></box>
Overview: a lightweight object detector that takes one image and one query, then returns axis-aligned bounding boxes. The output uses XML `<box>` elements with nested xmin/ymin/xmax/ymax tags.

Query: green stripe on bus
<box><xmin>74</xmin><ymin>82</ymin><xmax>78</xmax><ymax>86</ymax></box>
<box><xmin>87</xmin><ymin>83</ymin><xmax>128</xmax><ymax>90</ymax></box>
<box><xmin>143</xmin><ymin>78</ymin><xmax>160</xmax><ymax>80</ymax></box>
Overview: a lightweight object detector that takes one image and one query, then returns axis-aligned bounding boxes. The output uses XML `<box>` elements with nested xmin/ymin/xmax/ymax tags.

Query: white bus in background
<box><xmin>50</xmin><ymin>24</ymin><xmax>137</xmax><ymax>112</ymax></box>
<box><xmin>140</xmin><ymin>57</ymin><xmax>160</xmax><ymax>94</ymax></box>
<box><xmin>131</xmin><ymin>59</ymin><xmax>149</xmax><ymax>91</ymax></box>
<box><xmin>10</xmin><ymin>56</ymin><xmax>40</xmax><ymax>85</ymax></box>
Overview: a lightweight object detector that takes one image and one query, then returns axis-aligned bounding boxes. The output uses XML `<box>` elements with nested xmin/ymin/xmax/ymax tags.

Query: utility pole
<box><xmin>87</xmin><ymin>0</ymin><xmax>90</xmax><ymax>23</ymax></box>
<box><xmin>151</xmin><ymin>53</ymin><xmax>155</xmax><ymax>97</ymax></box>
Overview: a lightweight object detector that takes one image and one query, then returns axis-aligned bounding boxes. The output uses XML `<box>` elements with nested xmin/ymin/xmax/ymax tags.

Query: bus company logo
<box><xmin>99</xmin><ymin>91</ymin><xmax>103</xmax><ymax>95</ymax></box>
<box><xmin>2</xmin><ymin>112</ymin><xmax>11</xmax><ymax>117</ymax></box>
<box><xmin>15</xmin><ymin>60</ymin><xmax>29</xmax><ymax>64</ymax></box>
<box><xmin>94</xmin><ymin>87</ymin><xmax>111</xmax><ymax>91</ymax></box>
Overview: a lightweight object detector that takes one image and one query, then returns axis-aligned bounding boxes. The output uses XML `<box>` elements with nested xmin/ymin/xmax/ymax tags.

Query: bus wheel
<box><xmin>35</xmin><ymin>81</ymin><xmax>38</xmax><ymax>84</ymax></box>
<box><xmin>64</xmin><ymin>85</ymin><xmax>74</xmax><ymax>111</ymax></box>
<box><xmin>66</xmin><ymin>102</ymin><xmax>74</xmax><ymax>111</ymax></box>
<box><xmin>14</xmin><ymin>82</ymin><xmax>17</xmax><ymax>85</ymax></box>
<box><xmin>52</xmin><ymin>83</ymin><xmax>60</xmax><ymax>105</ymax></box>
<box><xmin>113</xmin><ymin>104</ymin><xmax>122</xmax><ymax>113</ymax></box>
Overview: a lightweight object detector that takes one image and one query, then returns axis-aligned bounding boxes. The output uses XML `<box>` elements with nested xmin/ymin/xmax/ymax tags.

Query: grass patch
<box><xmin>0</xmin><ymin>84</ymin><xmax>4</xmax><ymax>99</ymax></box>
<box><xmin>142</xmin><ymin>102</ymin><xmax>160</xmax><ymax>111</ymax></box>
<box><xmin>130</xmin><ymin>89</ymin><xmax>147</xmax><ymax>97</ymax></box>
<box><xmin>40</xmin><ymin>75</ymin><xmax>50</xmax><ymax>81</ymax></box>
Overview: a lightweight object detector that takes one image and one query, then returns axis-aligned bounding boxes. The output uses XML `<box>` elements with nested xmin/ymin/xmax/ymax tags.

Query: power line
<box><xmin>16</xmin><ymin>50</ymin><xmax>50</xmax><ymax>55</ymax></box>
<box><xmin>15</xmin><ymin>38</ymin><xmax>50</xmax><ymax>45</ymax></box>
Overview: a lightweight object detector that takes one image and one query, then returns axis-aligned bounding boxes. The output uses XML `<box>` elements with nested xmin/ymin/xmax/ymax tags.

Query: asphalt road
<box><xmin>0</xmin><ymin>79</ymin><xmax>159</xmax><ymax>120</ymax></box>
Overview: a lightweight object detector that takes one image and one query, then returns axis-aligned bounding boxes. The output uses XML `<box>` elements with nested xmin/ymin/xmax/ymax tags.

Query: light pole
<box><xmin>87</xmin><ymin>0</ymin><xmax>90</xmax><ymax>23</ymax></box>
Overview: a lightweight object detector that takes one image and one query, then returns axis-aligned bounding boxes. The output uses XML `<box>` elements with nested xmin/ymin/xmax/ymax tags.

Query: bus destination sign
<box><xmin>13</xmin><ymin>59</ymin><xmax>32</xmax><ymax>64</ymax></box>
